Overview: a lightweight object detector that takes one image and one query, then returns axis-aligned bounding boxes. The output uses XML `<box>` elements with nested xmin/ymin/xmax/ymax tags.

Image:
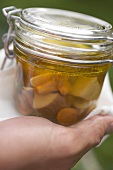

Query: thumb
<box><xmin>69</xmin><ymin>114</ymin><xmax>113</xmax><ymax>156</ymax></box>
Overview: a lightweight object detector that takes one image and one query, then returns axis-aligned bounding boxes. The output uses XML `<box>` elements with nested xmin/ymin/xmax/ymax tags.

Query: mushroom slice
<box><xmin>33</xmin><ymin>93</ymin><xmax>67</xmax><ymax>112</ymax></box>
<box><xmin>36</xmin><ymin>80</ymin><xmax>58</xmax><ymax>94</ymax></box>
<box><xmin>71</xmin><ymin>77</ymin><xmax>101</xmax><ymax>100</ymax></box>
<box><xmin>22</xmin><ymin>87</ymin><xmax>34</xmax><ymax>107</ymax></box>
<box><xmin>30</xmin><ymin>73</ymin><xmax>53</xmax><ymax>87</ymax></box>
<box><xmin>57</xmin><ymin>108</ymin><xmax>80</xmax><ymax>126</ymax></box>
<box><xmin>33</xmin><ymin>93</ymin><xmax>58</xmax><ymax>109</ymax></box>
<box><xmin>16</xmin><ymin>93</ymin><xmax>33</xmax><ymax>116</ymax></box>
<box><xmin>55</xmin><ymin>73</ymin><xmax>71</xmax><ymax>95</ymax></box>
<box><xmin>33</xmin><ymin>92</ymin><xmax>68</xmax><ymax>123</ymax></box>
<box><xmin>73</xmin><ymin>97</ymin><xmax>90</xmax><ymax>109</ymax></box>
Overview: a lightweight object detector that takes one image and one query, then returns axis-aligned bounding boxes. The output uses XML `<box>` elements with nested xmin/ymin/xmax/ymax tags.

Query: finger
<box><xmin>68</xmin><ymin>114</ymin><xmax>113</xmax><ymax>156</ymax></box>
<box><xmin>71</xmin><ymin>113</ymin><xmax>113</xmax><ymax>133</ymax></box>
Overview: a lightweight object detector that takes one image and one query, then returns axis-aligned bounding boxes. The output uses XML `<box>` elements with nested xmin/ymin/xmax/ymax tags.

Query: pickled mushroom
<box><xmin>73</xmin><ymin>97</ymin><xmax>90</xmax><ymax>109</ymax></box>
<box><xmin>55</xmin><ymin>73</ymin><xmax>71</xmax><ymax>95</ymax></box>
<box><xmin>66</xmin><ymin>95</ymin><xmax>90</xmax><ymax>109</ymax></box>
<box><xmin>71</xmin><ymin>77</ymin><xmax>101</xmax><ymax>100</ymax></box>
<box><xmin>36</xmin><ymin>80</ymin><xmax>58</xmax><ymax>94</ymax></box>
<box><xmin>23</xmin><ymin>87</ymin><xmax>34</xmax><ymax>107</ymax></box>
<box><xmin>30</xmin><ymin>73</ymin><xmax>53</xmax><ymax>87</ymax></box>
<box><xmin>57</xmin><ymin>108</ymin><xmax>80</xmax><ymax>126</ymax></box>
<box><xmin>16</xmin><ymin>93</ymin><xmax>33</xmax><ymax>116</ymax></box>
<box><xmin>33</xmin><ymin>92</ymin><xmax>68</xmax><ymax>115</ymax></box>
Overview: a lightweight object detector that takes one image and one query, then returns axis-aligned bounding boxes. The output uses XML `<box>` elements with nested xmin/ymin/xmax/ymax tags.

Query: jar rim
<box><xmin>21</xmin><ymin>8</ymin><xmax>112</xmax><ymax>41</ymax></box>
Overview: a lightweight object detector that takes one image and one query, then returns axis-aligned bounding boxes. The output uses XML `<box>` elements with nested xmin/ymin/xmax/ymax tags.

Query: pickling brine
<box><xmin>14</xmin><ymin>45</ymin><xmax>110</xmax><ymax>126</ymax></box>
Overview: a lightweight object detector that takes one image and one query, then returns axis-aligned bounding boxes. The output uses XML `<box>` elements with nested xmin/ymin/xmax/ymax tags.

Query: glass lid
<box><xmin>21</xmin><ymin>8</ymin><xmax>112</xmax><ymax>40</ymax></box>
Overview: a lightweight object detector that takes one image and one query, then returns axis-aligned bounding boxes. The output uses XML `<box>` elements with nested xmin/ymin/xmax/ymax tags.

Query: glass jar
<box><xmin>2</xmin><ymin>6</ymin><xmax>113</xmax><ymax>126</ymax></box>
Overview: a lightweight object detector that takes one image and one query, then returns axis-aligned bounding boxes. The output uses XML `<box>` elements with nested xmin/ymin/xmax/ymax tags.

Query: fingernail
<box><xmin>99</xmin><ymin>111</ymin><xmax>109</xmax><ymax>116</ymax></box>
<box><xmin>100</xmin><ymin>111</ymin><xmax>106</xmax><ymax>115</ymax></box>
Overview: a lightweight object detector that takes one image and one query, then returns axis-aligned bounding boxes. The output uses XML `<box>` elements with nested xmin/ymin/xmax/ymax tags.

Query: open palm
<box><xmin>0</xmin><ymin>113</ymin><xmax>113</xmax><ymax>170</ymax></box>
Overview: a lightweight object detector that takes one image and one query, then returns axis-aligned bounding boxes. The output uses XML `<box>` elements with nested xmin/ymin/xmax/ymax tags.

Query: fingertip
<box><xmin>70</xmin><ymin>114</ymin><xmax>113</xmax><ymax>151</ymax></box>
<box><xmin>107</xmin><ymin>122</ymin><xmax>113</xmax><ymax>133</ymax></box>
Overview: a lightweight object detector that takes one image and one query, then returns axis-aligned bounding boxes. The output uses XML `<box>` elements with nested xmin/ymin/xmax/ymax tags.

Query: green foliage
<box><xmin>109</xmin><ymin>67</ymin><xmax>113</xmax><ymax>92</ymax></box>
<box><xmin>93</xmin><ymin>134</ymin><xmax>113</xmax><ymax>170</ymax></box>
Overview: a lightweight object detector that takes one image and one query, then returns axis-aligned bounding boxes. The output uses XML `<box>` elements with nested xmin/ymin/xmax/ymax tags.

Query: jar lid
<box><xmin>2</xmin><ymin>6</ymin><xmax>113</xmax><ymax>70</ymax></box>
<box><xmin>21</xmin><ymin>8</ymin><xmax>112</xmax><ymax>41</ymax></box>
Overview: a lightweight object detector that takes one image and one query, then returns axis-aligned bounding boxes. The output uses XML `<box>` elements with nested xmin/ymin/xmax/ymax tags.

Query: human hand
<box><xmin>0</xmin><ymin>113</ymin><xmax>113</xmax><ymax>170</ymax></box>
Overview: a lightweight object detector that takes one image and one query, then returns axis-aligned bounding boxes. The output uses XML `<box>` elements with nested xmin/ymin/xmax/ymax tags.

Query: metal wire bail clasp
<box><xmin>1</xmin><ymin>6</ymin><xmax>22</xmax><ymax>70</ymax></box>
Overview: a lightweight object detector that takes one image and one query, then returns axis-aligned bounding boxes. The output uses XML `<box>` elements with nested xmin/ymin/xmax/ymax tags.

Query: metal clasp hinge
<box><xmin>1</xmin><ymin>6</ymin><xmax>22</xmax><ymax>70</ymax></box>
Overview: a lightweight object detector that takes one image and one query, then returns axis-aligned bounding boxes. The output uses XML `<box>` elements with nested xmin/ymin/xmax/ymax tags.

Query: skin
<box><xmin>0</xmin><ymin>113</ymin><xmax>113</xmax><ymax>170</ymax></box>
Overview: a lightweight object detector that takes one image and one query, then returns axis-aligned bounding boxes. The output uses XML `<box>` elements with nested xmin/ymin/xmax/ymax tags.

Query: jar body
<box><xmin>9</xmin><ymin>7</ymin><xmax>113</xmax><ymax>126</ymax></box>
<box><xmin>2</xmin><ymin>7</ymin><xmax>113</xmax><ymax>125</ymax></box>
<box><xmin>14</xmin><ymin>41</ymin><xmax>111</xmax><ymax>126</ymax></box>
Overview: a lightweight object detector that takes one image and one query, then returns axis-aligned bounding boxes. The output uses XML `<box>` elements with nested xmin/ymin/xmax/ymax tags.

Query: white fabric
<box><xmin>87</xmin><ymin>74</ymin><xmax>113</xmax><ymax>118</ymax></box>
<box><xmin>0</xmin><ymin>49</ymin><xmax>21</xmax><ymax>121</ymax></box>
<box><xmin>0</xmin><ymin>48</ymin><xmax>113</xmax><ymax>122</ymax></box>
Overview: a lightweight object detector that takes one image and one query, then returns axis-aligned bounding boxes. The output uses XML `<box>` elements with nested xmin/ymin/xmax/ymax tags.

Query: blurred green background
<box><xmin>0</xmin><ymin>0</ymin><xmax>113</xmax><ymax>170</ymax></box>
